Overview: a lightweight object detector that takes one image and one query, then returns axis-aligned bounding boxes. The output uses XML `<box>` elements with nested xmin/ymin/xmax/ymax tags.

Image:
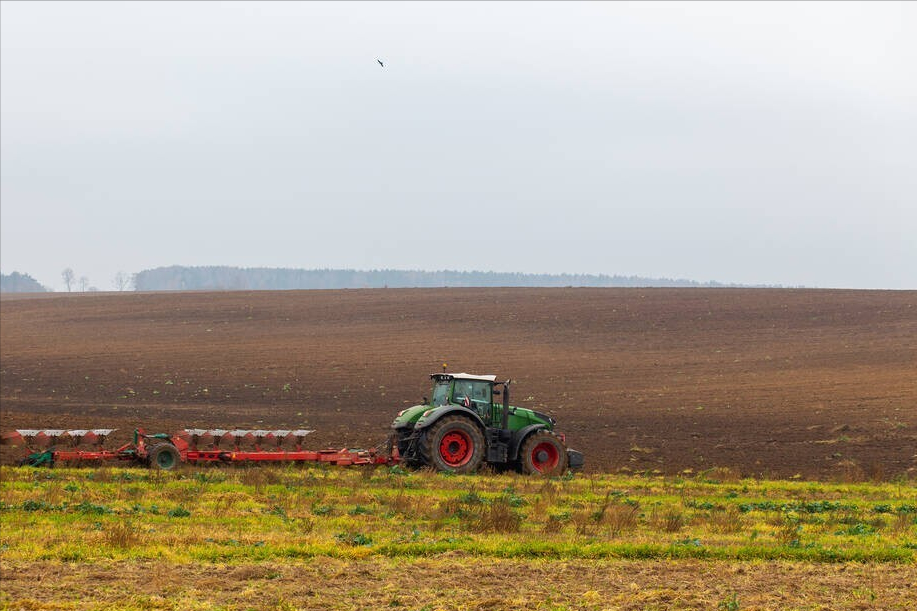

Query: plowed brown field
<box><xmin>1</xmin><ymin>288</ymin><xmax>915</xmax><ymax>479</ymax></box>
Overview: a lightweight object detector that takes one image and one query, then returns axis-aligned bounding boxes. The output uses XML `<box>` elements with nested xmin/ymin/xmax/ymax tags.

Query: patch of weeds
<box><xmin>294</xmin><ymin>518</ymin><xmax>315</xmax><ymax>535</ymax></box>
<box><xmin>594</xmin><ymin>495</ymin><xmax>641</xmax><ymax>538</ymax></box>
<box><xmin>542</xmin><ymin>510</ymin><xmax>571</xmax><ymax>534</ymax></box>
<box><xmin>851</xmin><ymin>587</ymin><xmax>877</xmax><ymax>603</ymax></box>
<box><xmin>458</xmin><ymin>490</ymin><xmax>486</xmax><ymax>505</ymax></box>
<box><xmin>311</xmin><ymin>503</ymin><xmax>334</xmax><ymax>516</ymax></box>
<box><xmin>718</xmin><ymin>593</ymin><xmax>740</xmax><ymax>611</ymax></box>
<box><xmin>501</xmin><ymin>486</ymin><xmax>526</xmax><ymax>507</ymax></box>
<box><xmin>31</xmin><ymin>470</ymin><xmax>57</xmax><ymax>482</ymax></box>
<box><xmin>193</xmin><ymin>471</ymin><xmax>225</xmax><ymax>484</ymax></box>
<box><xmin>167</xmin><ymin>506</ymin><xmax>191</xmax><ymax>518</ymax></box>
<box><xmin>269</xmin><ymin>505</ymin><xmax>289</xmax><ymax>520</ymax></box>
<box><xmin>686</xmin><ymin>500</ymin><xmax>718</xmax><ymax>510</ymax></box>
<box><xmin>21</xmin><ymin>499</ymin><xmax>55</xmax><ymax>512</ymax></box>
<box><xmin>394</xmin><ymin>528</ymin><xmax>422</xmax><ymax>543</ymax></box>
<box><xmin>335</xmin><ymin>532</ymin><xmax>373</xmax><ymax>546</ymax></box>
<box><xmin>75</xmin><ymin>501</ymin><xmax>111</xmax><ymax>515</ymax></box>
<box><xmin>706</xmin><ymin>507</ymin><xmax>746</xmax><ymax>535</ymax></box>
<box><xmin>739</xmin><ymin>500</ymin><xmax>856</xmax><ymax>514</ymax></box>
<box><xmin>105</xmin><ymin>520</ymin><xmax>140</xmax><ymax>548</ymax></box>
<box><xmin>775</xmin><ymin>515</ymin><xmax>802</xmax><ymax>546</ymax></box>
<box><xmin>835</xmin><ymin>523</ymin><xmax>876</xmax><ymax>536</ymax></box>
<box><xmin>798</xmin><ymin>500</ymin><xmax>856</xmax><ymax>513</ymax></box>
<box><xmin>476</xmin><ymin>497</ymin><xmax>523</xmax><ymax>533</ymax></box>
<box><xmin>349</xmin><ymin>505</ymin><xmax>372</xmax><ymax>516</ymax></box>
<box><xmin>658</xmin><ymin>510</ymin><xmax>686</xmax><ymax>533</ymax></box>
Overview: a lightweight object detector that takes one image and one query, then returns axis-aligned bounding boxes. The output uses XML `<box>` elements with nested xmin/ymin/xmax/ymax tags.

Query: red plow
<box><xmin>2</xmin><ymin>428</ymin><xmax>399</xmax><ymax>470</ymax></box>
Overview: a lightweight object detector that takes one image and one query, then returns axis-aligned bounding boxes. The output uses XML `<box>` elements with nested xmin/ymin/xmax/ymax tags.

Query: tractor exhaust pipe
<box><xmin>502</xmin><ymin>380</ymin><xmax>510</xmax><ymax>430</ymax></box>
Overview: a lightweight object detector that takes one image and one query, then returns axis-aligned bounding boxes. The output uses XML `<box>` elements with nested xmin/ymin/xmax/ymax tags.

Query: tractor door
<box><xmin>452</xmin><ymin>380</ymin><xmax>493</xmax><ymax>422</ymax></box>
<box><xmin>471</xmin><ymin>381</ymin><xmax>494</xmax><ymax>424</ymax></box>
<box><xmin>451</xmin><ymin>380</ymin><xmax>495</xmax><ymax>424</ymax></box>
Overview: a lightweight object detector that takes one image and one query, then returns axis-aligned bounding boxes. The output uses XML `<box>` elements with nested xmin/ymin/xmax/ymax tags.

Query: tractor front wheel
<box><xmin>420</xmin><ymin>416</ymin><xmax>485</xmax><ymax>474</ymax></box>
<box><xmin>148</xmin><ymin>443</ymin><xmax>181</xmax><ymax>470</ymax></box>
<box><xmin>520</xmin><ymin>431</ymin><xmax>568</xmax><ymax>475</ymax></box>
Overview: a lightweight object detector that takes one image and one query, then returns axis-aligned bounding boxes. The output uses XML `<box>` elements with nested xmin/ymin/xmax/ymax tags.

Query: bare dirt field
<box><xmin>2</xmin><ymin>558</ymin><xmax>914</xmax><ymax>610</ymax></box>
<box><xmin>1</xmin><ymin>288</ymin><xmax>915</xmax><ymax>479</ymax></box>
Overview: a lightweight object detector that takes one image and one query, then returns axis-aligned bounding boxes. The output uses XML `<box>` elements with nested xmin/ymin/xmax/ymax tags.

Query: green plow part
<box><xmin>19</xmin><ymin>450</ymin><xmax>54</xmax><ymax>467</ymax></box>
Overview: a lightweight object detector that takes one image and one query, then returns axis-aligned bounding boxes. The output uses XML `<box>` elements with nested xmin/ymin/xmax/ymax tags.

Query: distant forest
<box><xmin>0</xmin><ymin>272</ymin><xmax>47</xmax><ymax>292</ymax></box>
<box><xmin>134</xmin><ymin>266</ymin><xmax>753</xmax><ymax>291</ymax></box>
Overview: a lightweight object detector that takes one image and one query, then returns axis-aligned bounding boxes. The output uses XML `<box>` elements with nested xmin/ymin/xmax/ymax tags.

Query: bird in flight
<box><xmin>377</xmin><ymin>59</ymin><xmax>384</xmax><ymax>67</ymax></box>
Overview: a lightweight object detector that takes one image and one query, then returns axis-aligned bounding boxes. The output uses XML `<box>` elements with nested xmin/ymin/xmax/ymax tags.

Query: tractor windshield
<box><xmin>431</xmin><ymin>380</ymin><xmax>450</xmax><ymax>406</ymax></box>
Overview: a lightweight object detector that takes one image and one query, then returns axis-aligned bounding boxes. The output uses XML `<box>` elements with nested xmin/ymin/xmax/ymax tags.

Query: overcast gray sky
<box><xmin>2</xmin><ymin>1</ymin><xmax>915</xmax><ymax>290</ymax></box>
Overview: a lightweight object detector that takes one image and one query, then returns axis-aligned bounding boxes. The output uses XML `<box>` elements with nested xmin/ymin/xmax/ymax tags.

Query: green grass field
<box><xmin>1</xmin><ymin>465</ymin><xmax>915</xmax><ymax>610</ymax></box>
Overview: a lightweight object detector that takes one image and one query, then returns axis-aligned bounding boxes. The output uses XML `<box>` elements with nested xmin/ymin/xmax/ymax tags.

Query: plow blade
<box><xmin>178</xmin><ymin>429</ymin><xmax>316</xmax><ymax>450</ymax></box>
<box><xmin>3</xmin><ymin>429</ymin><xmax>117</xmax><ymax>447</ymax></box>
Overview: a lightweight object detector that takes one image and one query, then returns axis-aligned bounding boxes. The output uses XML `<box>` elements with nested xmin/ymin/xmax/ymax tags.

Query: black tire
<box><xmin>520</xmin><ymin>430</ymin><xmax>569</xmax><ymax>475</ymax></box>
<box><xmin>148</xmin><ymin>443</ymin><xmax>181</xmax><ymax>470</ymax></box>
<box><xmin>419</xmin><ymin>415</ymin><xmax>485</xmax><ymax>474</ymax></box>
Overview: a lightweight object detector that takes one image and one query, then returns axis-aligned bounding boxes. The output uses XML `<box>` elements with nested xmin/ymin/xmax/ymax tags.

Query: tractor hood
<box><xmin>392</xmin><ymin>403</ymin><xmax>554</xmax><ymax>431</ymax></box>
<box><xmin>511</xmin><ymin>407</ymin><xmax>555</xmax><ymax>429</ymax></box>
<box><xmin>391</xmin><ymin>404</ymin><xmax>429</xmax><ymax>429</ymax></box>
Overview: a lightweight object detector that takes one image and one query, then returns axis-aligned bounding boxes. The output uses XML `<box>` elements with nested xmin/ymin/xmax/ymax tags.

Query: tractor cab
<box><xmin>430</xmin><ymin>373</ymin><xmax>497</xmax><ymax>422</ymax></box>
<box><xmin>430</xmin><ymin>373</ymin><xmax>512</xmax><ymax>427</ymax></box>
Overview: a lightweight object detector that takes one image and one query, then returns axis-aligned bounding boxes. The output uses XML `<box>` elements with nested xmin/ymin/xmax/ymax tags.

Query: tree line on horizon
<box><xmin>0</xmin><ymin>271</ymin><xmax>47</xmax><ymax>292</ymax></box>
<box><xmin>132</xmin><ymin>266</ymin><xmax>751</xmax><ymax>291</ymax></box>
<box><xmin>1</xmin><ymin>266</ymin><xmax>768</xmax><ymax>293</ymax></box>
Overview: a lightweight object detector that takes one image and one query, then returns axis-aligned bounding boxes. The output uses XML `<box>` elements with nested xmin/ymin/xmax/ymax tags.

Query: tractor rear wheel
<box><xmin>420</xmin><ymin>416</ymin><xmax>485</xmax><ymax>474</ymax></box>
<box><xmin>148</xmin><ymin>443</ymin><xmax>181</xmax><ymax>470</ymax></box>
<box><xmin>520</xmin><ymin>431</ymin><xmax>568</xmax><ymax>475</ymax></box>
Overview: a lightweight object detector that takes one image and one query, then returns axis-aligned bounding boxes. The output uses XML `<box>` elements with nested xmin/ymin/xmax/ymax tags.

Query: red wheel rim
<box><xmin>439</xmin><ymin>430</ymin><xmax>473</xmax><ymax>467</ymax></box>
<box><xmin>531</xmin><ymin>441</ymin><xmax>560</xmax><ymax>472</ymax></box>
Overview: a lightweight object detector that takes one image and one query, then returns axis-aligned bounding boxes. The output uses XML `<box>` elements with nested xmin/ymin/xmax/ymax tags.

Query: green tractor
<box><xmin>391</xmin><ymin>372</ymin><xmax>584</xmax><ymax>474</ymax></box>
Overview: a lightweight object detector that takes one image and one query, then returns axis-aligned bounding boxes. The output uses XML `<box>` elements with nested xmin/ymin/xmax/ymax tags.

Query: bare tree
<box><xmin>61</xmin><ymin>268</ymin><xmax>75</xmax><ymax>292</ymax></box>
<box><xmin>79</xmin><ymin>276</ymin><xmax>89</xmax><ymax>292</ymax></box>
<box><xmin>114</xmin><ymin>271</ymin><xmax>130</xmax><ymax>292</ymax></box>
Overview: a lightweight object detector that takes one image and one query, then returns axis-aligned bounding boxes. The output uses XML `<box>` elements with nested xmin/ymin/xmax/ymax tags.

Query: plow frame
<box><xmin>10</xmin><ymin>428</ymin><xmax>400</xmax><ymax>470</ymax></box>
